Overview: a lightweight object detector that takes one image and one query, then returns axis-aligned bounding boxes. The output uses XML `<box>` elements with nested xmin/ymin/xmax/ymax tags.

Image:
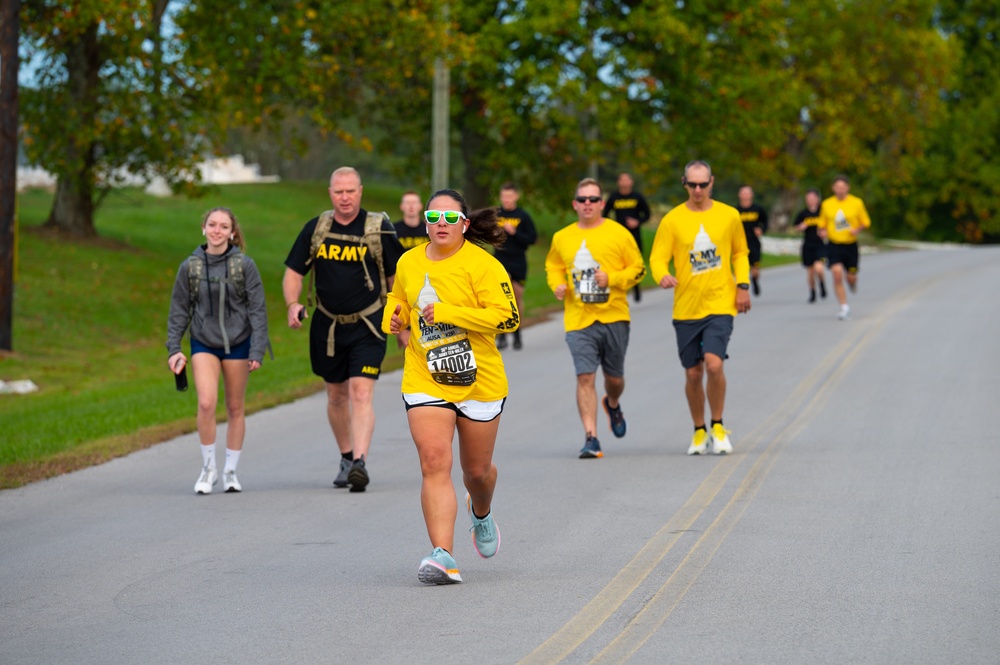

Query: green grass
<box><xmin>0</xmin><ymin>184</ymin><xmax>794</xmax><ymax>487</ymax></box>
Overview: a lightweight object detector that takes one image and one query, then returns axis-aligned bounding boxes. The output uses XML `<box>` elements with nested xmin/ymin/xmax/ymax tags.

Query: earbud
<box><xmin>230</xmin><ymin>234</ymin><xmax>234</xmax><ymax>240</ymax></box>
<box><xmin>462</xmin><ymin>225</ymin><xmax>467</xmax><ymax>234</ymax></box>
<box><xmin>202</xmin><ymin>229</ymin><xmax>206</xmax><ymax>236</ymax></box>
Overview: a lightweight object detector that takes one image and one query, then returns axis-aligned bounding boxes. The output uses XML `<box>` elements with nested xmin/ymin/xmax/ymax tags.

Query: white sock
<box><xmin>224</xmin><ymin>448</ymin><xmax>241</xmax><ymax>473</ymax></box>
<box><xmin>200</xmin><ymin>443</ymin><xmax>216</xmax><ymax>470</ymax></box>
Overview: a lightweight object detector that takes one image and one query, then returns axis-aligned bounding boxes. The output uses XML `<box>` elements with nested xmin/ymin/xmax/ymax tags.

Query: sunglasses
<box><xmin>685</xmin><ymin>181</ymin><xmax>711</xmax><ymax>190</ymax></box>
<box><xmin>424</xmin><ymin>210</ymin><xmax>468</xmax><ymax>225</ymax></box>
<box><xmin>575</xmin><ymin>196</ymin><xmax>602</xmax><ymax>203</ymax></box>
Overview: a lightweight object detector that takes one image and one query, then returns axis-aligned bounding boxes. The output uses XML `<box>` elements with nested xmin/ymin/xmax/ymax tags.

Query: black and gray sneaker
<box><xmin>333</xmin><ymin>457</ymin><xmax>351</xmax><ymax>488</ymax></box>
<box><xmin>496</xmin><ymin>333</ymin><xmax>508</xmax><ymax>350</ymax></box>
<box><xmin>579</xmin><ymin>436</ymin><xmax>603</xmax><ymax>459</ymax></box>
<box><xmin>348</xmin><ymin>455</ymin><xmax>369</xmax><ymax>492</ymax></box>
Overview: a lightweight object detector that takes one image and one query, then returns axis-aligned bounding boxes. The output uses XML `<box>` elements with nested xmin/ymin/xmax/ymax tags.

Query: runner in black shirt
<box><xmin>493</xmin><ymin>182</ymin><xmax>537</xmax><ymax>350</ymax></box>
<box><xmin>283</xmin><ymin>167</ymin><xmax>404</xmax><ymax>492</ymax></box>
<box><xmin>793</xmin><ymin>188</ymin><xmax>828</xmax><ymax>303</ymax></box>
<box><xmin>736</xmin><ymin>185</ymin><xmax>768</xmax><ymax>296</ymax></box>
<box><xmin>603</xmin><ymin>173</ymin><xmax>651</xmax><ymax>301</ymax></box>
<box><xmin>394</xmin><ymin>191</ymin><xmax>429</xmax><ymax>252</ymax></box>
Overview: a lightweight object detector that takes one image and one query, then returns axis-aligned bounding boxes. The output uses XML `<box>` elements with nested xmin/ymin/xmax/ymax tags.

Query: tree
<box><xmin>20</xmin><ymin>1</ymin><xmax>215</xmax><ymax>236</ymax></box>
<box><xmin>1</xmin><ymin>0</ymin><xmax>20</xmax><ymax>350</ymax></box>
<box><xmin>173</xmin><ymin>0</ymin><xmax>444</xmax><ymax>187</ymax></box>
<box><xmin>905</xmin><ymin>0</ymin><xmax>999</xmax><ymax>241</ymax></box>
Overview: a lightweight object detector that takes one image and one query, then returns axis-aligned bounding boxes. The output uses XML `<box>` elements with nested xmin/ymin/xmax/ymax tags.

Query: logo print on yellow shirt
<box><xmin>689</xmin><ymin>224</ymin><xmax>721</xmax><ymax>275</ymax></box>
<box><xmin>834</xmin><ymin>209</ymin><xmax>850</xmax><ymax>231</ymax></box>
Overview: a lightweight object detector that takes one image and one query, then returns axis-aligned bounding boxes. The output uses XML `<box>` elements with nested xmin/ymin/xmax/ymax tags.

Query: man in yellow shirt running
<box><xmin>545</xmin><ymin>177</ymin><xmax>646</xmax><ymax>459</ymax></box>
<box><xmin>818</xmin><ymin>175</ymin><xmax>871</xmax><ymax>320</ymax></box>
<box><xmin>650</xmin><ymin>160</ymin><xmax>751</xmax><ymax>456</ymax></box>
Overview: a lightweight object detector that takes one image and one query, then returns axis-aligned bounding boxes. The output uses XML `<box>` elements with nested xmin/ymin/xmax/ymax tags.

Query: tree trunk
<box><xmin>457</xmin><ymin>93</ymin><xmax>492</xmax><ymax>210</ymax></box>
<box><xmin>43</xmin><ymin>21</ymin><xmax>100</xmax><ymax>237</ymax></box>
<box><xmin>0</xmin><ymin>0</ymin><xmax>21</xmax><ymax>350</ymax></box>
<box><xmin>770</xmin><ymin>187</ymin><xmax>802</xmax><ymax>234</ymax></box>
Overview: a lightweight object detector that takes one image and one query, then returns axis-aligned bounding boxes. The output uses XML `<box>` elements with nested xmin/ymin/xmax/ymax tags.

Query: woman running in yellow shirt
<box><xmin>382</xmin><ymin>188</ymin><xmax>518</xmax><ymax>585</ymax></box>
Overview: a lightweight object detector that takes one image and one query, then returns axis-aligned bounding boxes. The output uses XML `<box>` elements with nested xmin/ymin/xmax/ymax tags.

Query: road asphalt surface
<box><xmin>2</xmin><ymin>245</ymin><xmax>999</xmax><ymax>664</ymax></box>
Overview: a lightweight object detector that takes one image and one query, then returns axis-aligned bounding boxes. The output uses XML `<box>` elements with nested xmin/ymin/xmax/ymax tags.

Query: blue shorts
<box><xmin>191</xmin><ymin>335</ymin><xmax>251</xmax><ymax>361</ymax></box>
<box><xmin>672</xmin><ymin>315</ymin><xmax>733</xmax><ymax>369</ymax></box>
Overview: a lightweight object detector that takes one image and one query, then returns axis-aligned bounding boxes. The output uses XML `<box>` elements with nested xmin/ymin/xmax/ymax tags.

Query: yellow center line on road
<box><xmin>518</xmin><ymin>329</ymin><xmax>868</xmax><ymax>665</ymax></box>
<box><xmin>519</xmin><ymin>270</ymin><xmax>944</xmax><ymax>665</ymax></box>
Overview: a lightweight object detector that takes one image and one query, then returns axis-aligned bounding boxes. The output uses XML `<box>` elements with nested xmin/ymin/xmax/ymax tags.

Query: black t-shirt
<box><xmin>794</xmin><ymin>207</ymin><xmax>823</xmax><ymax>245</ymax></box>
<box><xmin>494</xmin><ymin>207</ymin><xmax>538</xmax><ymax>259</ymax></box>
<box><xmin>603</xmin><ymin>191</ymin><xmax>651</xmax><ymax>232</ymax></box>
<box><xmin>737</xmin><ymin>204</ymin><xmax>769</xmax><ymax>247</ymax></box>
<box><xmin>393</xmin><ymin>220</ymin><xmax>429</xmax><ymax>250</ymax></box>
<box><xmin>285</xmin><ymin>209</ymin><xmax>404</xmax><ymax>314</ymax></box>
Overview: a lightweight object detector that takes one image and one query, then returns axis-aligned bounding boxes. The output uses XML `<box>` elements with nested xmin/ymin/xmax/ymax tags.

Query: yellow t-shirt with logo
<box><xmin>820</xmin><ymin>194</ymin><xmax>871</xmax><ymax>245</ymax></box>
<box><xmin>650</xmin><ymin>201</ymin><xmax>750</xmax><ymax>321</ymax></box>
<box><xmin>382</xmin><ymin>241</ymin><xmax>518</xmax><ymax>402</ymax></box>
<box><xmin>544</xmin><ymin>219</ymin><xmax>646</xmax><ymax>332</ymax></box>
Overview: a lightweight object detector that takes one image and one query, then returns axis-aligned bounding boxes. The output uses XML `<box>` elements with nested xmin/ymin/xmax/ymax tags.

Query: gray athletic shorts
<box><xmin>673</xmin><ymin>315</ymin><xmax>734</xmax><ymax>369</ymax></box>
<box><xmin>565</xmin><ymin>321</ymin><xmax>630</xmax><ymax>377</ymax></box>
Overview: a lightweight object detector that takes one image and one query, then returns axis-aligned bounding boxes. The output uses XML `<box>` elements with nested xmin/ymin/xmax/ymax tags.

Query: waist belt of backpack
<box><xmin>315</xmin><ymin>300</ymin><xmax>385</xmax><ymax>357</ymax></box>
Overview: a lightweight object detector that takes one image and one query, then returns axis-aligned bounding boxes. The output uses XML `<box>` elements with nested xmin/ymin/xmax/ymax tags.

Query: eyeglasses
<box><xmin>575</xmin><ymin>196</ymin><xmax>602</xmax><ymax>203</ymax></box>
<box><xmin>685</xmin><ymin>181</ymin><xmax>711</xmax><ymax>190</ymax></box>
<box><xmin>424</xmin><ymin>210</ymin><xmax>468</xmax><ymax>225</ymax></box>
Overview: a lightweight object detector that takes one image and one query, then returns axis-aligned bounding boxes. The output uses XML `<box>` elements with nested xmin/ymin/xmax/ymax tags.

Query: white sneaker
<box><xmin>837</xmin><ymin>305</ymin><xmax>851</xmax><ymax>320</ymax></box>
<box><xmin>710</xmin><ymin>424</ymin><xmax>733</xmax><ymax>455</ymax></box>
<box><xmin>688</xmin><ymin>428</ymin><xmax>709</xmax><ymax>455</ymax></box>
<box><xmin>194</xmin><ymin>466</ymin><xmax>218</xmax><ymax>494</ymax></box>
<box><xmin>223</xmin><ymin>469</ymin><xmax>242</xmax><ymax>493</ymax></box>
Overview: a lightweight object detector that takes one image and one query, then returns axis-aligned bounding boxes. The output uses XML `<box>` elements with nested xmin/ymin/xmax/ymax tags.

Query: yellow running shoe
<box><xmin>711</xmin><ymin>423</ymin><xmax>733</xmax><ymax>455</ymax></box>
<box><xmin>688</xmin><ymin>428</ymin><xmax>709</xmax><ymax>455</ymax></box>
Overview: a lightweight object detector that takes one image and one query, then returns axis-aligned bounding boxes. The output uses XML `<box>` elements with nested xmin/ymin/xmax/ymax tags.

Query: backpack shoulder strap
<box><xmin>363</xmin><ymin>212</ymin><xmax>391</xmax><ymax>305</ymax></box>
<box><xmin>187</xmin><ymin>256</ymin><xmax>205</xmax><ymax>313</ymax></box>
<box><xmin>306</xmin><ymin>211</ymin><xmax>336</xmax><ymax>266</ymax></box>
<box><xmin>305</xmin><ymin>211</ymin><xmax>335</xmax><ymax>307</ymax></box>
<box><xmin>227</xmin><ymin>254</ymin><xmax>246</xmax><ymax>300</ymax></box>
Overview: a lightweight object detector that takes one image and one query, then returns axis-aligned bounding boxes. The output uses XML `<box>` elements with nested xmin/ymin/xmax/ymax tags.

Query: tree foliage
<box><xmin>17</xmin><ymin>1</ymin><xmax>997</xmax><ymax>241</ymax></box>
<box><xmin>20</xmin><ymin>1</ymin><xmax>216</xmax><ymax>235</ymax></box>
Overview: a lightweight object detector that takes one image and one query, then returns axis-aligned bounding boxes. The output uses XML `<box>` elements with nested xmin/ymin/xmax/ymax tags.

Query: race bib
<box><xmin>573</xmin><ymin>267</ymin><xmax>610</xmax><ymax>303</ymax></box>
<box><xmin>834</xmin><ymin>209</ymin><xmax>850</xmax><ymax>231</ymax></box>
<box><xmin>426</xmin><ymin>339</ymin><xmax>478</xmax><ymax>386</ymax></box>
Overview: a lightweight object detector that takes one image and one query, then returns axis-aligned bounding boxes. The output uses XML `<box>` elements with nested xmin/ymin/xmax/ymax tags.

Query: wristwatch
<box><xmin>736</xmin><ymin>283</ymin><xmax>750</xmax><ymax>291</ymax></box>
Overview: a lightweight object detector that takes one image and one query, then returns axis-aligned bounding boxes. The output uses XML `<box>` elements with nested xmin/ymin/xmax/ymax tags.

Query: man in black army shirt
<box><xmin>283</xmin><ymin>167</ymin><xmax>404</xmax><ymax>492</ymax></box>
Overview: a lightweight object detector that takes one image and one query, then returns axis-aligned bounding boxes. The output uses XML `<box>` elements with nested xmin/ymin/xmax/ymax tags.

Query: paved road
<box><xmin>3</xmin><ymin>246</ymin><xmax>999</xmax><ymax>664</ymax></box>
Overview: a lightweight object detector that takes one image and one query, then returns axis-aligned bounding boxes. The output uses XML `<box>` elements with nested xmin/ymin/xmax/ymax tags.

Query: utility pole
<box><xmin>0</xmin><ymin>0</ymin><xmax>22</xmax><ymax>351</ymax></box>
<box><xmin>431</xmin><ymin>3</ymin><xmax>450</xmax><ymax>192</ymax></box>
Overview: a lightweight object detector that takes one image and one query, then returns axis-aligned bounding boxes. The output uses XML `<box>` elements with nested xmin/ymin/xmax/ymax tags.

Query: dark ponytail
<box><xmin>426</xmin><ymin>188</ymin><xmax>506</xmax><ymax>248</ymax></box>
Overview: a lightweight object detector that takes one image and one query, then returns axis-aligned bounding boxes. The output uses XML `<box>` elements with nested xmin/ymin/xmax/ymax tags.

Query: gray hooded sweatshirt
<box><xmin>166</xmin><ymin>245</ymin><xmax>269</xmax><ymax>362</ymax></box>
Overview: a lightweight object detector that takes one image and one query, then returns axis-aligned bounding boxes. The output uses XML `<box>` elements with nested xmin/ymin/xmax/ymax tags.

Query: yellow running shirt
<box><xmin>820</xmin><ymin>194</ymin><xmax>871</xmax><ymax>245</ymax></box>
<box><xmin>650</xmin><ymin>201</ymin><xmax>750</xmax><ymax>321</ymax></box>
<box><xmin>382</xmin><ymin>241</ymin><xmax>517</xmax><ymax>402</ymax></box>
<box><xmin>544</xmin><ymin>218</ymin><xmax>646</xmax><ymax>332</ymax></box>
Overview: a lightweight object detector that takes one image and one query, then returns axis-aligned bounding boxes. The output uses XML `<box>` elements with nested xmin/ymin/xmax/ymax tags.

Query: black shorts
<box><xmin>801</xmin><ymin>242</ymin><xmax>827</xmax><ymax>267</ymax></box>
<box><xmin>495</xmin><ymin>254</ymin><xmax>528</xmax><ymax>283</ymax></box>
<box><xmin>673</xmin><ymin>315</ymin><xmax>733</xmax><ymax>369</ymax></box>
<box><xmin>827</xmin><ymin>242</ymin><xmax>860</xmax><ymax>273</ymax></box>
<box><xmin>309</xmin><ymin>310</ymin><xmax>387</xmax><ymax>383</ymax></box>
<box><xmin>747</xmin><ymin>239</ymin><xmax>762</xmax><ymax>267</ymax></box>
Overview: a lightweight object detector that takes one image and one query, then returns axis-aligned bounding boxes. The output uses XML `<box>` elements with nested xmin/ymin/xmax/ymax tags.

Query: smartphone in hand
<box><xmin>174</xmin><ymin>362</ymin><xmax>188</xmax><ymax>392</ymax></box>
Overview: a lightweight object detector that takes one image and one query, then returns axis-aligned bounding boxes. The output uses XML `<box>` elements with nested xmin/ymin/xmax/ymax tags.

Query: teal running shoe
<box><xmin>466</xmin><ymin>495</ymin><xmax>500</xmax><ymax>558</ymax></box>
<box><xmin>417</xmin><ymin>548</ymin><xmax>462</xmax><ymax>585</ymax></box>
